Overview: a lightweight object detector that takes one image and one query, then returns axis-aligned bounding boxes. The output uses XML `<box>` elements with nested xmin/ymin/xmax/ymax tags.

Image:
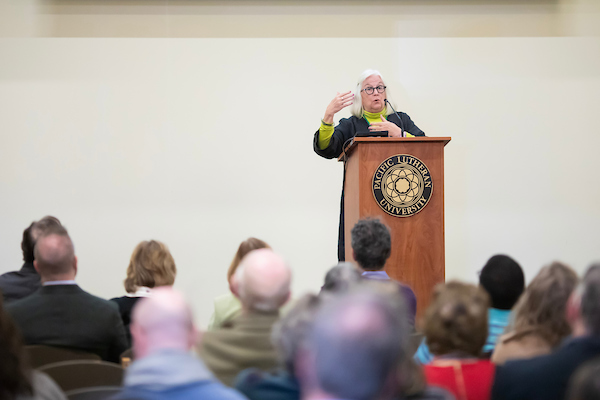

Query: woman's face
<box><xmin>360</xmin><ymin>74</ymin><xmax>386</xmax><ymax>113</ymax></box>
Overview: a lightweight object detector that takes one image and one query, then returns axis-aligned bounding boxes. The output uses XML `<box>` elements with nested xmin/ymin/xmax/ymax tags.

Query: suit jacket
<box><xmin>6</xmin><ymin>284</ymin><xmax>128</xmax><ymax>363</ymax></box>
<box><xmin>199</xmin><ymin>311</ymin><xmax>280</xmax><ymax>387</ymax></box>
<box><xmin>491</xmin><ymin>335</ymin><xmax>600</xmax><ymax>400</ymax></box>
<box><xmin>0</xmin><ymin>262</ymin><xmax>41</xmax><ymax>303</ymax></box>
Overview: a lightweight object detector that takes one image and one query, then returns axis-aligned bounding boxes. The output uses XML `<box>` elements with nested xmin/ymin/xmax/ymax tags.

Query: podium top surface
<box><xmin>338</xmin><ymin>136</ymin><xmax>451</xmax><ymax>161</ymax></box>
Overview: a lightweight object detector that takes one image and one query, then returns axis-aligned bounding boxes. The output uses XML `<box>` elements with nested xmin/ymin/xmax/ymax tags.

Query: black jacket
<box><xmin>0</xmin><ymin>262</ymin><xmax>41</xmax><ymax>304</ymax></box>
<box><xmin>6</xmin><ymin>284</ymin><xmax>128</xmax><ymax>363</ymax></box>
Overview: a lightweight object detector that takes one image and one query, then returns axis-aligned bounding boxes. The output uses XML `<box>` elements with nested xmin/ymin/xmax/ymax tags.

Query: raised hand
<box><xmin>369</xmin><ymin>115</ymin><xmax>403</xmax><ymax>137</ymax></box>
<box><xmin>323</xmin><ymin>91</ymin><xmax>354</xmax><ymax>124</ymax></box>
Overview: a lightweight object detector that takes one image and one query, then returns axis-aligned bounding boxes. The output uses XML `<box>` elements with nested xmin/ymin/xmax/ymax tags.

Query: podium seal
<box><xmin>372</xmin><ymin>154</ymin><xmax>433</xmax><ymax>217</ymax></box>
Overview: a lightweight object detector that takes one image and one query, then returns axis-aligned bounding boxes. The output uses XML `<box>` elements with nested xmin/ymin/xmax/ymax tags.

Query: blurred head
<box><xmin>321</xmin><ymin>262</ymin><xmax>362</xmax><ymax>294</ymax></box>
<box><xmin>130</xmin><ymin>287</ymin><xmax>197</xmax><ymax>359</ymax></box>
<box><xmin>232</xmin><ymin>249</ymin><xmax>291</xmax><ymax>313</ymax></box>
<box><xmin>351</xmin><ymin>218</ymin><xmax>391</xmax><ymax>271</ymax></box>
<box><xmin>511</xmin><ymin>261</ymin><xmax>578</xmax><ymax>347</ymax></box>
<box><xmin>0</xmin><ymin>297</ymin><xmax>33</xmax><ymax>398</ymax></box>
<box><xmin>33</xmin><ymin>225</ymin><xmax>77</xmax><ymax>282</ymax></box>
<box><xmin>272</xmin><ymin>294</ymin><xmax>321</xmax><ymax>374</ymax></box>
<box><xmin>21</xmin><ymin>216</ymin><xmax>62</xmax><ymax>263</ymax></box>
<box><xmin>567</xmin><ymin>358</ymin><xmax>600</xmax><ymax>400</ymax></box>
<box><xmin>580</xmin><ymin>264</ymin><xmax>600</xmax><ymax>336</ymax></box>
<box><xmin>424</xmin><ymin>281</ymin><xmax>490</xmax><ymax>357</ymax></box>
<box><xmin>479</xmin><ymin>254</ymin><xmax>525</xmax><ymax>310</ymax></box>
<box><xmin>298</xmin><ymin>287</ymin><xmax>409</xmax><ymax>400</ymax></box>
<box><xmin>350</xmin><ymin>69</ymin><xmax>396</xmax><ymax>117</ymax></box>
<box><xmin>227</xmin><ymin>238</ymin><xmax>270</xmax><ymax>284</ymax></box>
<box><xmin>124</xmin><ymin>240</ymin><xmax>177</xmax><ymax>294</ymax></box>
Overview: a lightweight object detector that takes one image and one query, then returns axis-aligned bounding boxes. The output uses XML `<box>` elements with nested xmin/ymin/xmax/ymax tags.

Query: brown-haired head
<box><xmin>226</xmin><ymin>238</ymin><xmax>270</xmax><ymax>284</ymax></box>
<box><xmin>21</xmin><ymin>216</ymin><xmax>62</xmax><ymax>263</ymax></box>
<box><xmin>424</xmin><ymin>281</ymin><xmax>490</xmax><ymax>357</ymax></box>
<box><xmin>510</xmin><ymin>261</ymin><xmax>579</xmax><ymax>347</ymax></box>
<box><xmin>124</xmin><ymin>240</ymin><xmax>177</xmax><ymax>294</ymax></box>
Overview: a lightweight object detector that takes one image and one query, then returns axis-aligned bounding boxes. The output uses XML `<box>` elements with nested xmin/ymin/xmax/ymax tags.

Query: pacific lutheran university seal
<box><xmin>372</xmin><ymin>154</ymin><xmax>433</xmax><ymax>217</ymax></box>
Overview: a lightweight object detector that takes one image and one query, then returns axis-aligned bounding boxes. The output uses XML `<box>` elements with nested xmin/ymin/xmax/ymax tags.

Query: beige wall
<box><xmin>1</xmin><ymin>0</ymin><xmax>599</xmax><ymax>326</ymax></box>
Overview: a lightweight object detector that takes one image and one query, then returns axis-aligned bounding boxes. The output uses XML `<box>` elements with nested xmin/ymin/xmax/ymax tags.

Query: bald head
<box><xmin>233</xmin><ymin>249</ymin><xmax>292</xmax><ymax>313</ymax></box>
<box><xmin>131</xmin><ymin>287</ymin><xmax>196</xmax><ymax>358</ymax></box>
<box><xmin>33</xmin><ymin>226</ymin><xmax>76</xmax><ymax>282</ymax></box>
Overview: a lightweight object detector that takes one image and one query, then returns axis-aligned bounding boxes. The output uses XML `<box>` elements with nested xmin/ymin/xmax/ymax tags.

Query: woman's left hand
<box><xmin>369</xmin><ymin>116</ymin><xmax>403</xmax><ymax>137</ymax></box>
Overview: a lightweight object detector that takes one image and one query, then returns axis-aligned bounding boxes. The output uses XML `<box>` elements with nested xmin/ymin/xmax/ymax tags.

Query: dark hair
<box><xmin>227</xmin><ymin>238</ymin><xmax>270</xmax><ymax>283</ymax></box>
<box><xmin>21</xmin><ymin>216</ymin><xmax>62</xmax><ymax>263</ymax></box>
<box><xmin>479</xmin><ymin>254</ymin><xmax>525</xmax><ymax>310</ymax></box>
<box><xmin>567</xmin><ymin>357</ymin><xmax>600</xmax><ymax>400</ymax></box>
<box><xmin>424</xmin><ymin>281</ymin><xmax>490</xmax><ymax>357</ymax></box>
<box><xmin>581</xmin><ymin>264</ymin><xmax>600</xmax><ymax>336</ymax></box>
<box><xmin>321</xmin><ymin>262</ymin><xmax>362</xmax><ymax>294</ymax></box>
<box><xmin>0</xmin><ymin>297</ymin><xmax>33</xmax><ymax>399</ymax></box>
<box><xmin>351</xmin><ymin>219</ymin><xmax>391</xmax><ymax>271</ymax></box>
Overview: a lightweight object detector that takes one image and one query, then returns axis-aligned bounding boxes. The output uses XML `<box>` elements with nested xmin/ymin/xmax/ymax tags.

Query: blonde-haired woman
<box><xmin>208</xmin><ymin>237</ymin><xmax>270</xmax><ymax>330</ymax></box>
<box><xmin>110</xmin><ymin>240</ymin><xmax>177</xmax><ymax>345</ymax></box>
<box><xmin>492</xmin><ymin>261</ymin><xmax>579</xmax><ymax>364</ymax></box>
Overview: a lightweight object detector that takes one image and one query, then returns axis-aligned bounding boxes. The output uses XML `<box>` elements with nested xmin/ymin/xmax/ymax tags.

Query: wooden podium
<box><xmin>342</xmin><ymin>137</ymin><xmax>451</xmax><ymax>319</ymax></box>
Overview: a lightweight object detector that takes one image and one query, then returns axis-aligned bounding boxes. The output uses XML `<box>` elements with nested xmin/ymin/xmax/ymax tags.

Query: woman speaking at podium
<box><xmin>313</xmin><ymin>69</ymin><xmax>425</xmax><ymax>261</ymax></box>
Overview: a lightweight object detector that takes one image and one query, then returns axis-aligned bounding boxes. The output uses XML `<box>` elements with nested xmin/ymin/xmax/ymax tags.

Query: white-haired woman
<box><xmin>313</xmin><ymin>69</ymin><xmax>425</xmax><ymax>260</ymax></box>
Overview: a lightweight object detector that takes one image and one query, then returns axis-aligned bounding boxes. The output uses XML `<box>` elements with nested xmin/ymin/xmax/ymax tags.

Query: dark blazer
<box><xmin>0</xmin><ymin>262</ymin><xmax>41</xmax><ymax>303</ymax></box>
<box><xmin>491</xmin><ymin>335</ymin><xmax>600</xmax><ymax>400</ymax></box>
<box><xmin>110</xmin><ymin>295</ymin><xmax>142</xmax><ymax>347</ymax></box>
<box><xmin>6</xmin><ymin>284</ymin><xmax>128</xmax><ymax>363</ymax></box>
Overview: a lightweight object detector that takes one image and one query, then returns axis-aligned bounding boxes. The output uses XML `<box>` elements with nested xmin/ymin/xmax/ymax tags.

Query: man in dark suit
<box><xmin>492</xmin><ymin>264</ymin><xmax>600</xmax><ymax>400</ymax></box>
<box><xmin>199</xmin><ymin>249</ymin><xmax>292</xmax><ymax>386</ymax></box>
<box><xmin>350</xmin><ymin>218</ymin><xmax>417</xmax><ymax>327</ymax></box>
<box><xmin>0</xmin><ymin>216</ymin><xmax>62</xmax><ymax>303</ymax></box>
<box><xmin>6</xmin><ymin>224</ymin><xmax>128</xmax><ymax>363</ymax></box>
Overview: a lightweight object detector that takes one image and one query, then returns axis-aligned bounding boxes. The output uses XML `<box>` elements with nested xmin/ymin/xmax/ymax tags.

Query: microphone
<box><xmin>385</xmin><ymin>99</ymin><xmax>405</xmax><ymax>138</ymax></box>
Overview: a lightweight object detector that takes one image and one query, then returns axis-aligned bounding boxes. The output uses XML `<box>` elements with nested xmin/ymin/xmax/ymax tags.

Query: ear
<box><xmin>230</xmin><ymin>278</ymin><xmax>240</xmax><ymax>299</ymax></box>
<box><xmin>33</xmin><ymin>260</ymin><xmax>41</xmax><ymax>275</ymax></box>
<box><xmin>72</xmin><ymin>255</ymin><xmax>78</xmax><ymax>277</ymax></box>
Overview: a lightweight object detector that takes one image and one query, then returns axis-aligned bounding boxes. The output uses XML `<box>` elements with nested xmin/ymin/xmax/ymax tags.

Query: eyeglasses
<box><xmin>361</xmin><ymin>85</ymin><xmax>386</xmax><ymax>95</ymax></box>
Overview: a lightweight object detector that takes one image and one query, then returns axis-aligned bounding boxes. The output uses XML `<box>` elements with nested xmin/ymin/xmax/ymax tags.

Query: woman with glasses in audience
<box><xmin>313</xmin><ymin>69</ymin><xmax>425</xmax><ymax>261</ymax></box>
<box><xmin>110</xmin><ymin>240</ymin><xmax>177</xmax><ymax>346</ymax></box>
<box><xmin>422</xmin><ymin>281</ymin><xmax>495</xmax><ymax>400</ymax></box>
<box><xmin>492</xmin><ymin>261</ymin><xmax>579</xmax><ymax>365</ymax></box>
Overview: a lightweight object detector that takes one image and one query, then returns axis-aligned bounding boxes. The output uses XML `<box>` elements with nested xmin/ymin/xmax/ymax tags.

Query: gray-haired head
<box><xmin>350</xmin><ymin>69</ymin><xmax>397</xmax><ymax>118</ymax></box>
<box><xmin>233</xmin><ymin>249</ymin><xmax>292</xmax><ymax>313</ymax></box>
<box><xmin>581</xmin><ymin>263</ymin><xmax>600</xmax><ymax>336</ymax></box>
<box><xmin>351</xmin><ymin>218</ymin><xmax>392</xmax><ymax>271</ymax></box>
<box><xmin>272</xmin><ymin>293</ymin><xmax>321</xmax><ymax>374</ymax></box>
<box><xmin>305</xmin><ymin>287</ymin><xmax>409</xmax><ymax>400</ymax></box>
<box><xmin>321</xmin><ymin>262</ymin><xmax>362</xmax><ymax>294</ymax></box>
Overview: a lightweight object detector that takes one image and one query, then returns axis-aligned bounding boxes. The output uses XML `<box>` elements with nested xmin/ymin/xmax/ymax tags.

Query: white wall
<box><xmin>1</xmin><ymin>0</ymin><xmax>599</xmax><ymax>327</ymax></box>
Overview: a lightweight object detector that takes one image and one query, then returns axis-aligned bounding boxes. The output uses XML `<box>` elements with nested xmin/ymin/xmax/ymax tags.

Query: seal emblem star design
<box><xmin>372</xmin><ymin>154</ymin><xmax>433</xmax><ymax>217</ymax></box>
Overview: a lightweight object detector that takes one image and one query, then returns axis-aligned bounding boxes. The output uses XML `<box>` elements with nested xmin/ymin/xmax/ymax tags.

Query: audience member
<box><xmin>492</xmin><ymin>261</ymin><xmax>578</xmax><ymax>364</ymax></box>
<box><xmin>112</xmin><ymin>287</ymin><xmax>245</xmax><ymax>400</ymax></box>
<box><xmin>234</xmin><ymin>293</ymin><xmax>321</xmax><ymax>400</ymax></box>
<box><xmin>6</xmin><ymin>225</ymin><xmax>128</xmax><ymax>363</ymax></box>
<box><xmin>422</xmin><ymin>281</ymin><xmax>494</xmax><ymax>400</ymax></box>
<box><xmin>200</xmin><ymin>248</ymin><xmax>292</xmax><ymax>386</ymax></box>
<box><xmin>0</xmin><ymin>216</ymin><xmax>62</xmax><ymax>303</ymax></box>
<box><xmin>110</xmin><ymin>240</ymin><xmax>177</xmax><ymax>346</ymax></box>
<box><xmin>208</xmin><ymin>237</ymin><xmax>271</xmax><ymax>330</ymax></box>
<box><xmin>320</xmin><ymin>262</ymin><xmax>361</xmax><ymax>294</ymax></box>
<box><xmin>0</xmin><ymin>296</ymin><xmax>66</xmax><ymax>400</ymax></box>
<box><xmin>295</xmin><ymin>287</ymin><xmax>409</xmax><ymax>400</ymax></box>
<box><xmin>492</xmin><ymin>264</ymin><xmax>600</xmax><ymax>400</ymax></box>
<box><xmin>567</xmin><ymin>357</ymin><xmax>600</xmax><ymax>400</ymax></box>
<box><xmin>351</xmin><ymin>218</ymin><xmax>417</xmax><ymax>326</ymax></box>
<box><xmin>415</xmin><ymin>254</ymin><xmax>524</xmax><ymax>364</ymax></box>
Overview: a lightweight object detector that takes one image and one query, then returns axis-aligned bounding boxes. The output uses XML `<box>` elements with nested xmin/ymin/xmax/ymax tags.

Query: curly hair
<box><xmin>226</xmin><ymin>238</ymin><xmax>270</xmax><ymax>283</ymax></box>
<box><xmin>351</xmin><ymin>219</ymin><xmax>391</xmax><ymax>271</ymax></box>
<box><xmin>124</xmin><ymin>240</ymin><xmax>177</xmax><ymax>293</ymax></box>
<box><xmin>508</xmin><ymin>261</ymin><xmax>578</xmax><ymax>348</ymax></box>
<box><xmin>424</xmin><ymin>281</ymin><xmax>490</xmax><ymax>357</ymax></box>
<box><xmin>0</xmin><ymin>297</ymin><xmax>33</xmax><ymax>400</ymax></box>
